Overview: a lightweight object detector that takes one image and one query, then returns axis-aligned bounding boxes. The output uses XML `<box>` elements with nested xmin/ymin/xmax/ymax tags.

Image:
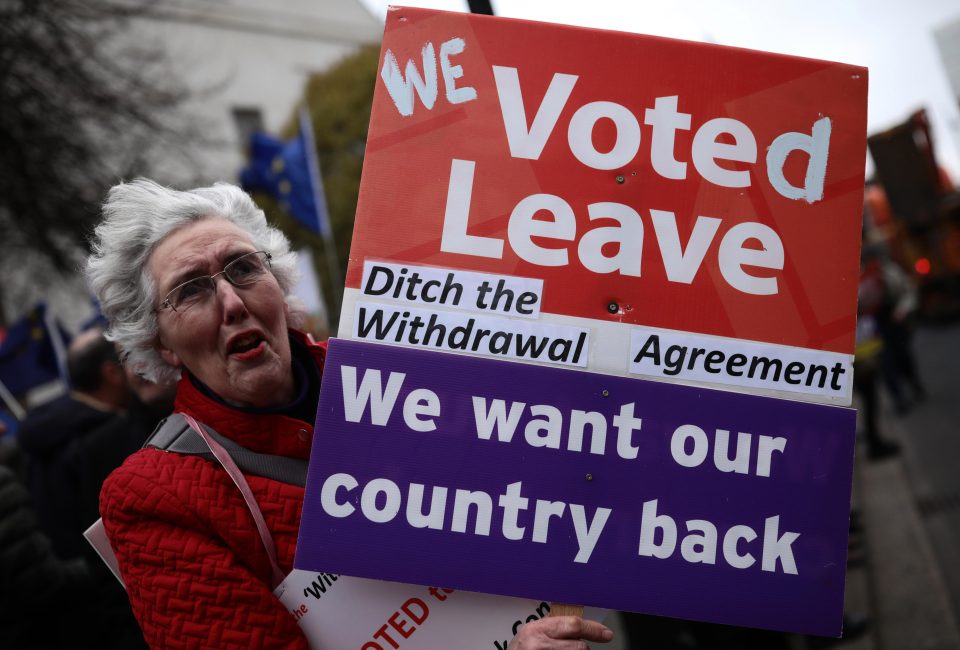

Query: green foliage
<box><xmin>255</xmin><ymin>44</ymin><xmax>381</xmax><ymax>327</ymax></box>
<box><xmin>298</xmin><ymin>44</ymin><xmax>382</xmax><ymax>258</ymax></box>
<box><xmin>0</xmin><ymin>0</ymin><xmax>195</xmax><ymax>282</ymax></box>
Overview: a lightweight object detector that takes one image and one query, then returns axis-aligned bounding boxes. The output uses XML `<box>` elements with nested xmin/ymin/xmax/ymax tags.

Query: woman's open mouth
<box><xmin>228</xmin><ymin>333</ymin><xmax>266</xmax><ymax>360</ymax></box>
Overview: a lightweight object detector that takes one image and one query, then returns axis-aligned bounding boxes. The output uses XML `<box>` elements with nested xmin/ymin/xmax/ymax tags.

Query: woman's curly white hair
<box><xmin>85</xmin><ymin>178</ymin><xmax>303</xmax><ymax>385</ymax></box>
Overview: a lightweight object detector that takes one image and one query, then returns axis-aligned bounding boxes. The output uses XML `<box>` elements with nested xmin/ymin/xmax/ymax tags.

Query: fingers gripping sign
<box><xmin>507</xmin><ymin>615</ymin><xmax>614</xmax><ymax>649</ymax></box>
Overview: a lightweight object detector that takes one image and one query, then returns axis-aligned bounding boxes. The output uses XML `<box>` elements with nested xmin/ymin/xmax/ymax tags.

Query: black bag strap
<box><xmin>146</xmin><ymin>413</ymin><xmax>308</xmax><ymax>488</ymax></box>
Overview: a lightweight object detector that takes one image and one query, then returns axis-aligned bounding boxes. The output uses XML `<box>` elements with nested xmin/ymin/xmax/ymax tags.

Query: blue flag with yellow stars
<box><xmin>0</xmin><ymin>303</ymin><xmax>70</xmax><ymax>396</ymax></box>
<box><xmin>239</xmin><ymin>129</ymin><xmax>331</xmax><ymax>237</ymax></box>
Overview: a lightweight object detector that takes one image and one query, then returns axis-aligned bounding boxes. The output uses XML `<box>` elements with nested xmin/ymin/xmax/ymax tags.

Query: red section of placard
<box><xmin>347</xmin><ymin>7</ymin><xmax>867</xmax><ymax>354</ymax></box>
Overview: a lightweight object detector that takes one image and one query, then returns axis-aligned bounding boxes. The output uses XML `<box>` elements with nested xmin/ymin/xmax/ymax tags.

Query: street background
<box><xmin>2</xmin><ymin>1</ymin><xmax>960</xmax><ymax>648</ymax></box>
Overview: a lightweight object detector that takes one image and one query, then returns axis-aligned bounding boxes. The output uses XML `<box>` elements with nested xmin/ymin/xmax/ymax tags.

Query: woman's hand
<box><xmin>507</xmin><ymin>615</ymin><xmax>614</xmax><ymax>649</ymax></box>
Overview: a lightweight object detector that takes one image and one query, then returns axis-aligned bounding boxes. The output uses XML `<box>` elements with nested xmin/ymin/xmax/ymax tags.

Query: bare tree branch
<box><xmin>0</xmin><ymin>0</ymin><xmax>202</xmax><ymax>275</ymax></box>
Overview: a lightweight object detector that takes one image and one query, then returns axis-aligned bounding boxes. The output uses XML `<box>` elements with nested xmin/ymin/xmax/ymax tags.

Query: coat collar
<box><xmin>171</xmin><ymin>330</ymin><xmax>327</xmax><ymax>458</ymax></box>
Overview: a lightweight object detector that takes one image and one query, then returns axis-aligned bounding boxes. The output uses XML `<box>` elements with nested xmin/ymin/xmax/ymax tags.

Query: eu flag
<box><xmin>0</xmin><ymin>303</ymin><xmax>70</xmax><ymax>396</ymax></box>
<box><xmin>239</xmin><ymin>112</ymin><xmax>332</xmax><ymax>237</ymax></box>
<box><xmin>0</xmin><ymin>409</ymin><xmax>18</xmax><ymax>438</ymax></box>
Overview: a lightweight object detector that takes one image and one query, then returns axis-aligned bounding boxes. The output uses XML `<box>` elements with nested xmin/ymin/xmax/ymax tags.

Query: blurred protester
<box><xmin>855</xmin><ymin>249</ymin><xmax>901</xmax><ymax>460</ymax></box>
<box><xmin>65</xmin><ymin>369</ymin><xmax>175</xmax><ymax>650</ymax></box>
<box><xmin>70</xmin><ymin>369</ymin><xmax>176</xmax><ymax>531</ymax></box>
<box><xmin>85</xmin><ymin>179</ymin><xmax>611</xmax><ymax>650</ymax></box>
<box><xmin>862</xmin><ymin>182</ymin><xmax>928</xmax><ymax>413</ymax></box>
<box><xmin>0</xmin><ymin>422</ymin><xmax>96</xmax><ymax>650</ymax></box>
<box><xmin>17</xmin><ymin>326</ymin><xmax>130</xmax><ymax>559</ymax></box>
<box><xmin>871</xmin><ymin>251</ymin><xmax>926</xmax><ymax>414</ymax></box>
<box><xmin>13</xmin><ymin>326</ymin><xmax>149</xmax><ymax>648</ymax></box>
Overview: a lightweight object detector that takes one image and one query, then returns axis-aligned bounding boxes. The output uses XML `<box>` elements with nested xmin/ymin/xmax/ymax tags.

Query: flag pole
<box><xmin>299</xmin><ymin>107</ymin><xmax>343</xmax><ymax>319</ymax></box>
<box><xmin>42</xmin><ymin>303</ymin><xmax>70</xmax><ymax>388</ymax></box>
<box><xmin>0</xmin><ymin>378</ymin><xmax>25</xmax><ymax>421</ymax></box>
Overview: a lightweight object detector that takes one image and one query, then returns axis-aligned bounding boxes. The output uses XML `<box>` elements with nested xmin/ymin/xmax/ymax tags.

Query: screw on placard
<box><xmin>615</xmin><ymin>175</ymin><xmax>625</xmax><ymax>184</ymax></box>
<box><xmin>607</xmin><ymin>301</ymin><xmax>619</xmax><ymax>314</ymax></box>
<box><xmin>585</xmin><ymin>474</ymin><xmax>594</xmax><ymax>481</ymax></box>
<box><xmin>601</xmin><ymin>389</ymin><xmax>610</xmax><ymax>397</ymax></box>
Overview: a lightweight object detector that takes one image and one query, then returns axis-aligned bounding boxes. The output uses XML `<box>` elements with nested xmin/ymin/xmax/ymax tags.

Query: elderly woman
<box><xmin>86</xmin><ymin>179</ymin><xmax>612</xmax><ymax>649</ymax></box>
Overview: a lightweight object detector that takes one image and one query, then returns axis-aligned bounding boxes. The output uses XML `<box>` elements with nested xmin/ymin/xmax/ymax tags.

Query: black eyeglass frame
<box><xmin>157</xmin><ymin>250</ymin><xmax>273</xmax><ymax>313</ymax></box>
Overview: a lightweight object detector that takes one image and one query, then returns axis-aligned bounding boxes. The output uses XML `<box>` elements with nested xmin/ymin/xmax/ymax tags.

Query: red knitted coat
<box><xmin>100</xmin><ymin>334</ymin><xmax>326</xmax><ymax>649</ymax></box>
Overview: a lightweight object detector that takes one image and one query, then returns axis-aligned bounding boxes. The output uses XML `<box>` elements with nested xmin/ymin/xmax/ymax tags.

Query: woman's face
<box><xmin>150</xmin><ymin>218</ymin><xmax>294</xmax><ymax>408</ymax></box>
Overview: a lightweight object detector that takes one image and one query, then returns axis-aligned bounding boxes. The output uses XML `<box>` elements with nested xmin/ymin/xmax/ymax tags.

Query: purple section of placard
<box><xmin>296</xmin><ymin>339</ymin><xmax>856</xmax><ymax>637</ymax></box>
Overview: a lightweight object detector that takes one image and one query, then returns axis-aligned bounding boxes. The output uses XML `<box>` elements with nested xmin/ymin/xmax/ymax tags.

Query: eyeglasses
<box><xmin>158</xmin><ymin>251</ymin><xmax>273</xmax><ymax>313</ymax></box>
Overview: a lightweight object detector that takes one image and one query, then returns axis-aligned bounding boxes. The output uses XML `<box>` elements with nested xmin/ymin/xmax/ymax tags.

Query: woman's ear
<box><xmin>156</xmin><ymin>336</ymin><xmax>182</xmax><ymax>369</ymax></box>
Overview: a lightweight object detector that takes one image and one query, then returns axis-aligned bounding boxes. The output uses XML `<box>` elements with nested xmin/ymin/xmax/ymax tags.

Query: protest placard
<box><xmin>339</xmin><ymin>6</ymin><xmax>867</xmax><ymax>404</ymax></box>
<box><xmin>273</xmin><ymin>570</ymin><xmax>605</xmax><ymax>650</ymax></box>
<box><xmin>298</xmin><ymin>339</ymin><xmax>855</xmax><ymax>636</ymax></box>
<box><xmin>296</xmin><ymin>6</ymin><xmax>867</xmax><ymax>639</ymax></box>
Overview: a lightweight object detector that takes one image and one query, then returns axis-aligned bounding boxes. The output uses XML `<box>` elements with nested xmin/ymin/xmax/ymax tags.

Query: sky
<box><xmin>358</xmin><ymin>0</ymin><xmax>960</xmax><ymax>181</ymax></box>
